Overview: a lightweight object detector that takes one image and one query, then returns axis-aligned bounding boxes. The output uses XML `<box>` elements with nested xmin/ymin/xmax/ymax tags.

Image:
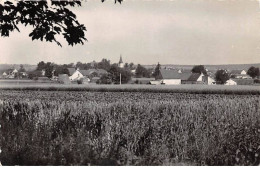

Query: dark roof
<box><xmin>159</xmin><ymin>69</ymin><xmax>180</xmax><ymax>79</ymax></box>
<box><xmin>79</xmin><ymin>70</ymin><xmax>89</xmax><ymax>76</ymax></box>
<box><xmin>179</xmin><ymin>72</ymin><xmax>192</xmax><ymax>81</ymax></box>
<box><xmin>67</xmin><ymin>68</ymin><xmax>76</xmax><ymax>76</ymax></box>
<box><xmin>79</xmin><ymin>69</ymin><xmax>107</xmax><ymax>76</ymax></box>
<box><xmin>232</xmin><ymin>78</ymin><xmax>254</xmax><ymax>85</ymax></box>
<box><xmin>132</xmin><ymin>77</ymin><xmax>156</xmax><ymax>81</ymax></box>
<box><xmin>96</xmin><ymin>69</ymin><xmax>107</xmax><ymax>74</ymax></box>
<box><xmin>187</xmin><ymin>73</ymin><xmax>202</xmax><ymax>81</ymax></box>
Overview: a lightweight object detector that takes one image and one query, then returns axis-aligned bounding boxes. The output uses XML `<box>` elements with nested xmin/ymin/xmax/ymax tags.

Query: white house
<box><xmin>207</xmin><ymin>76</ymin><xmax>216</xmax><ymax>85</ymax></box>
<box><xmin>69</xmin><ymin>69</ymin><xmax>84</xmax><ymax>81</ymax></box>
<box><xmin>230</xmin><ymin>70</ymin><xmax>247</xmax><ymax>75</ymax></box>
<box><xmin>225</xmin><ymin>79</ymin><xmax>237</xmax><ymax>85</ymax></box>
<box><xmin>149</xmin><ymin>80</ymin><xmax>162</xmax><ymax>85</ymax></box>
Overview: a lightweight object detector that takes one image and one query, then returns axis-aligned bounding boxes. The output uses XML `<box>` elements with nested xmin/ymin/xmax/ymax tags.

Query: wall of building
<box><xmin>162</xmin><ymin>79</ymin><xmax>181</xmax><ymax>85</ymax></box>
<box><xmin>69</xmin><ymin>70</ymin><xmax>83</xmax><ymax>81</ymax></box>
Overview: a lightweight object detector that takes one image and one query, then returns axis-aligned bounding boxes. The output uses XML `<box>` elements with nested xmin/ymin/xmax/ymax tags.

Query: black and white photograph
<box><xmin>0</xmin><ymin>0</ymin><xmax>260</xmax><ymax>166</ymax></box>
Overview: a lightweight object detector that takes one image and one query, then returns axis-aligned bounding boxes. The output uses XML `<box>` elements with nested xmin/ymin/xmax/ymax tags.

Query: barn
<box><xmin>156</xmin><ymin>69</ymin><xmax>181</xmax><ymax>85</ymax></box>
<box><xmin>225</xmin><ymin>79</ymin><xmax>237</xmax><ymax>85</ymax></box>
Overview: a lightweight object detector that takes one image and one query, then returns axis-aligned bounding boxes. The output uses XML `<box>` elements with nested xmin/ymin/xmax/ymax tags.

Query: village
<box><xmin>0</xmin><ymin>56</ymin><xmax>259</xmax><ymax>86</ymax></box>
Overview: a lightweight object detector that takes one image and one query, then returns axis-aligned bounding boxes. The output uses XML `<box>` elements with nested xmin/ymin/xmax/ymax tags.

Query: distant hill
<box><xmin>0</xmin><ymin>64</ymin><xmax>37</xmax><ymax>72</ymax></box>
<box><xmin>144</xmin><ymin>63</ymin><xmax>260</xmax><ymax>71</ymax></box>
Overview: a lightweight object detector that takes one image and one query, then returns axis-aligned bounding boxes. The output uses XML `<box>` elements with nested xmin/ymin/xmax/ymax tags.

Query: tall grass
<box><xmin>0</xmin><ymin>91</ymin><xmax>260</xmax><ymax>165</ymax></box>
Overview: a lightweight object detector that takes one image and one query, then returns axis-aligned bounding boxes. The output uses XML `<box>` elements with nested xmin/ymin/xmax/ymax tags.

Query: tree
<box><xmin>97</xmin><ymin>59</ymin><xmax>111</xmax><ymax>71</ymax></box>
<box><xmin>109</xmin><ymin>64</ymin><xmax>131</xmax><ymax>84</ymax></box>
<box><xmin>152</xmin><ymin>62</ymin><xmax>161</xmax><ymax>78</ymax></box>
<box><xmin>18</xmin><ymin>64</ymin><xmax>26</xmax><ymax>72</ymax></box>
<box><xmin>54</xmin><ymin>65</ymin><xmax>70</xmax><ymax>76</ymax></box>
<box><xmin>99</xmin><ymin>74</ymin><xmax>113</xmax><ymax>84</ymax></box>
<box><xmin>37</xmin><ymin>61</ymin><xmax>46</xmax><ymax>71</ymax></box>
<box><xmin>129</xmin><ymin>63</ymin><xmax>134</xmax><ymax>70</ymax></box>
<box><xmin>247</xmin><ymin>66</ymin><xmax>260</xmax><ymax>79</ymax></box>
<box><xmin>45</xmin><ymin>62</ymin><xmax>54</xmax><ymax>78</ymax></box>
<box><xmin>192</xmin><ymin>65</ymin><xmax>207</xmax><ymax>75</ymax></box>
<box><xmin>135</xmin><ymin>64</ymin><xmax>150</xmax><ymax>78</ymax></box>
<box><xmin>215</xmin><ymin>69</ymin><xmax>230</xmax><ymax>84</ymax></box>
<box><xmin>0</xmin><ymin>0</ymin><xmax>122</xmax><ymax>46</ymax></box>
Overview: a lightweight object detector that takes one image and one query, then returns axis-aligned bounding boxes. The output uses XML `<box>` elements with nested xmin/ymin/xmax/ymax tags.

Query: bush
<box><xmin>254</xmin><ymin>79</ymin><xmax>260</xmax><ymax>84</ymax></box>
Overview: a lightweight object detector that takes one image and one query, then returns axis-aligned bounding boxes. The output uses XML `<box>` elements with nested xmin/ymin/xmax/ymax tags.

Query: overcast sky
<box><xmin>1</xmin><ymin>0</ymin><xmax>260</xmax><ymax>65</ymax></box>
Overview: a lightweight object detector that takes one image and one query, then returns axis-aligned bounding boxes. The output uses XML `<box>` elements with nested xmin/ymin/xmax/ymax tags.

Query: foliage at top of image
<box><xmin>0</xmin><ymin>0</ymin><xmax>123</xmax><ymax>47</ymax></box>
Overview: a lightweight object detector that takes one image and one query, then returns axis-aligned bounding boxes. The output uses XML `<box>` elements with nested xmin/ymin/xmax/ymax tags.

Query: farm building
<box><xmin>131</xmin><ymin>77</ymin><xmax>156</xmax><ymax>84</ymax></box>
<box><xmin>67</xmin><ymin>68</ymin><xmax>76</xmax><ymax>76</ymax></box>
<box><xmin>1</xmin><ymin>71</ymin><xmax>7</xmax><ymax>78</ymax></box>
<box><xmin>230</xmin><ymin>70</ymin><xmax>247</xmax><ymax>75</ymax></box>
<box><xmin>230</xmin><ymin>74</ymin><xmax>252</xmax><ymax>79</ymax></box>
<box><xmin>70</xmin><ymin>68</ymin><xmax>108</xmax><ymax>81</ymax></box>
<box><xmin>182</xmin><ymin>73</ymin><xmax>205</xmax><ymax>84</ymax></box>
<box><xmin>58</xmin><ymin>74</ymin><xmax>71</xmax><ymax>84</ymax></box>
<box><xmin>181</xmin><ymin>73</ymin><xmax>216</xmax><ymax>85</ymax></box>
<box><xmin>4</xmin><ymin>68</ymin><xmax>18</xmax><ymax>78</ymax></box>
<box><xmin>156</xmin><ymin>69</ymin><xmax>181</xmax><ymax>85</ymax></box>
<box><xmin>149</xmin><ymin>80</ymin><xmax>162</xmax><ymax>85</ymax></box>
<box><xmin>180</xmin><ymin>72</ymin><xmax>192</xmax><ymax>84</ymax></box>
<box><xmin>225</xmin><ymin>79</ymin><xmax>237</xmax><ymax>85</ymax></box>
<box><xmin>69</xmin><ymin>69</ymin><xmax>84</xmax><ymax>81</ymax></box>
<box><xmin>232</xmin><ymin>79</ymin><xmax>254</xmax><ymax>85</ymax></box>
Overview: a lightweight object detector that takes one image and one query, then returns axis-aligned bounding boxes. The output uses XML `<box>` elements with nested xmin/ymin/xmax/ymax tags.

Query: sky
<box><xmin>1</xmin><ymin>0</ymin><xmax>260</xmax><ymax>65</ymax></box>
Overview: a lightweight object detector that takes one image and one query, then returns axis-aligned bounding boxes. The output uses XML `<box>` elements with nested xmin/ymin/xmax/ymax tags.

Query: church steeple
<box><xmin>119</xmin><ymin>55</ymin><xmax>123</xmax><ymax>64</ymax></box>
<box><xmin>118</xmin><ymin>55</ymin><xmax>124</xmax><ymax>68</ymax></box>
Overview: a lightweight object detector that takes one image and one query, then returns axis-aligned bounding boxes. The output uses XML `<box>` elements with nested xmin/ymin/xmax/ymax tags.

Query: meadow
<box><xmin>0</xmin><ymin>87</ymin><xmax>260</xmax><ymax>166</ymax></box>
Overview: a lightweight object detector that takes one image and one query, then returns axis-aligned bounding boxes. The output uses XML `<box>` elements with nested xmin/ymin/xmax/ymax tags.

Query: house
<box><xmin>67</xmin><ymin>68</ymin><xmax>76</xmax><ymax>76</ymax></box>
<box><xmin>69</xmin><ymin>68</ymin><xmax>107</xmax><ymax>81</ymax></box>
<box><xmin>180</xmin><ymin>72</ymin><xmax>192</xmax><ymax>84</ymax></box>
<box><xmin>181</xmin><ymin>73</ymin><xmax>216</xmax><ymax>85</ymax></box>
<box><xmin>149</xmin><ymin>80</ymin><xmax>162</xmax><ymax>85</ymax></box>
<box><xmin>207</xmin><ymin>76</ymin><xmax>216</xmax><ymax>85</ymax></box>
<box><xmin>69</xmin><ymin>69</ymin><xmax>84</xmax><ymax>81</ymax></box>
<box><xmin>185</xmin><ymin>73</ymin><xmax>205</xmax><ymax>84</ymax></box>
<box><xmin>58</xmin><ymin>74</ymin><xmax>71</xmax><ymax>84</ymax></box>
<box><xmin>230</xmin><ymin>74</ymin><xmax>252</xmax><ymax>79</ymax></box>
<box><xmin>2</xmin><ymin>71</ymin><xmax>7</xmax><ymax>78</ymax></box>
<box><xmin>131</xmin><ymin>77</ymin><xmax>155</xmax><ymax>84</ymax></box>
<box><xmin>5</xmin><ymin>68</ymin><xmax>18</xmax><ymax>78</ymax></box>
<box><xmin>225</xmin><ymin>79</ymin><xmax>237</xmax><ymax>85</ymax></box>
<box><xmin>232</xmin><ymin>79</ymin><xmax>254</xmax><ymax>85</ymax></box>
<box><xmin>230</xmin><ymin>70</ymin><xmax>247</xmax><ymax>75</ymax></box>
<box><xmin>156</xmin><ymin>69</ymin><xmax>181</xmax><ymax>85</ymax></box>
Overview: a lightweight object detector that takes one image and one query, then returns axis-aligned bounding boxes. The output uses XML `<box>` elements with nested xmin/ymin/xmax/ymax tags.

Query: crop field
<box><xmin>0</xmin><ymin>82</ymin><xmax>260</xmax><ymax>95</ymax></box>
<box><xmin>0</xmin><ymin>89</ymin><xmax>260</xmax><ymax>166</ymax></box>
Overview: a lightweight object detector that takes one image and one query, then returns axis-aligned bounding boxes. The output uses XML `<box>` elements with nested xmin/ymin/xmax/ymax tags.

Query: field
<box><xmin>0</xmin><ymin>85</ymin><xmax>260</xmax><ymax>166</ymax></box>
